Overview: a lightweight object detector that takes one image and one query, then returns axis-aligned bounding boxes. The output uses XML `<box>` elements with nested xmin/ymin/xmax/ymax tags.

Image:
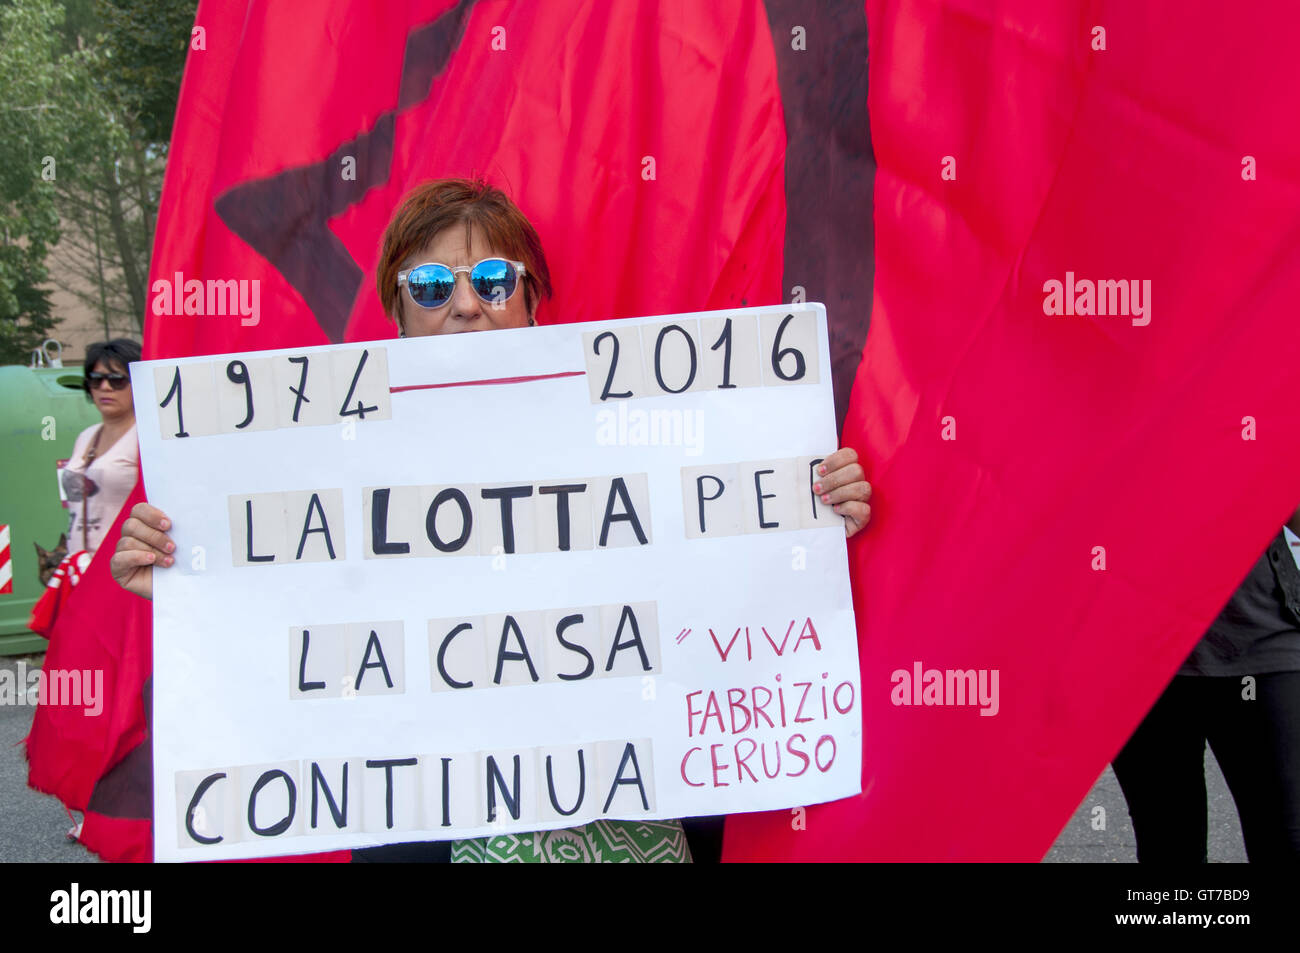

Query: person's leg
<box><xmin>1260</xmin><ymin>672</ymin><xmax>1300</xmax><ymax>859</ymax></box>
<box><xmin>1208</xmin><ymin>671</ymin><xmax>1300</xmax><ymax>861</ymax></box>
<box><xmin>681</xmin><ymin>815</ymin><xmax>725</xmax><ymax>863</ymax></box>
<box><xmin>1112</xmin><ymin>676</ymin><xmax>1209</xmax><ymax>862</ymax></box>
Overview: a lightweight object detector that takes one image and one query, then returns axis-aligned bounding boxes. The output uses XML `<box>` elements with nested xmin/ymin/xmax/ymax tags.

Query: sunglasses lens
<box><xmin>406</xmin><ymin>264</ymin><xmax>455</xmax><ymax>308</ymax></box>
<box><xmin>87</xmin><ymin>373</ymin><xmax>129</xmax><ymax>391</ymax></box>
<box><xmin>470</xmin><ymin>259</ymin><xmax>516</xmax><ymax>304</ymax></box>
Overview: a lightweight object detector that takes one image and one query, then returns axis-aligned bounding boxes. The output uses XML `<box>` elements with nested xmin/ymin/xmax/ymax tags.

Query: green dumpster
<box><xmin>0</xmin><ymin>364</ymin><xmax>104</xmax><ymax>655</ymax></box>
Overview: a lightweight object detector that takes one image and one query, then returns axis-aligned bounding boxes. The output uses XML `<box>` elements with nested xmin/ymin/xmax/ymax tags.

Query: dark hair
<box><xmin>377</xmin><ymin>177</ymin><xmax>553</xmax><ymax>329</ymax></box>
<box><xmin>83</xmin><ymin>338</ymin><xmax>142</xmax><ymax>393</ymax></box>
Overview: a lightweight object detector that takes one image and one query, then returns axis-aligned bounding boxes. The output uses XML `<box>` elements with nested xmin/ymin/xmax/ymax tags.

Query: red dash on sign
<box><xmin>390</xmin><ymin>370</ymin><xmax>585</xmax><ymax>393</ymax></box>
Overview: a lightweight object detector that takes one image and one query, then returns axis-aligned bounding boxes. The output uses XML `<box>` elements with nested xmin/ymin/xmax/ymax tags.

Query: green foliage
<box><xmin>0</xmin><ymin>0</ymin><xmax>194</xmax><ymax>362</ymax></box>
<box><xmin>0</xmin><ymin>0</ymin><xmax>69</xmax><ymax>363</ymax></box>
<box><xmin>95</xmin><ymin>0</ymin><xmax>194</xmax><ymax>146</ymax></box>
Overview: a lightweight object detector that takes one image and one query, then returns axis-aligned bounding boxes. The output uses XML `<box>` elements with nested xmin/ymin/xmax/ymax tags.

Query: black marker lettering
<box><xmin>606</xmin><ymin>604</ymin><xmax>652</xmax><ymax>673</ymax></box>
<box><xmin>354</xmin><ymin>629</ymin><xmax>394</xmax><ymax>691</ymax></box>
<box><xmin>310</xmin><ymin>761</ymin><xmax>348</xmax><ymax>830</ymax></box>
<box><xmin>480</xmin><ymin>485</ymin><xmax>533</xmax><ymax>554</ymax></box>
<box><xmin>807</xmin><ymin>458</ymin><xmax>825</xmax><ymax>519</ymax></box>
<box><xmin>185</xmin><ymin>772</ymin><xmax>226</xmax><ymax>845</ymax></box>
<box><xmin>546</xmin><ymin>750</ymin><xmax>586</xmax><ymax>817</ymax></box>
<box><xmin>493</xmin><ymin>615</ymin><xmax>539</xmax><ymax>685</ymax></box>
<box><xmin>486</xmin><ymin>754</ymin><xmax>521</xmax><ymax>822</ymax></box>
<box><xmin>753</xmin><ymin>469</ymin><xmax>778</xmax><ymax>529</ymax></box>
<box><xmin>538</xmin><ymin>483</ymin><xmax>587</xmax><ymax>551</ymax></box>
<box><xmin>365</xmin><ymin>758</ymin><xmax>417</xmax><ymax>830</ymax></box>
<box><xmin>245</xmin><ymin>499</ymin><xmax>274</xmax><ymax>562</ymax></box>
<box><xmin>297</xmin><ymin>629</ymin><xmax>326</xmax><ymax>692</ymax></box>
<box><xmin>440</xmin><ymin>757</ymin><xmax>452</xmax><ymax>827</ymax></box>
<box><xmin>437</xmin><ymin>622</ymin><xmax>475</xmax><ymax>689</ymax></box>
<box><xmin>248</xmin><ymin>769</ymin><xmax>296</xmax><ymax>837</ymax></box>
<box><xmin>599</xmin><ymin>477</ymin><xmax>648</xmax><ymax>546</ymax></box>
<box><xmin>426</xmin><ymin>488</ymin><xmax>473</xmax><ymax>553</ymax></box>
<box><xmin>287</xmin><ymin>356</ymin><xmax>311</xmax><ymax>422</ymax></box>
<box><xmin>602</xmin><ymin>742</ymin><xmax>650</xmax><ymax>813</ymax></box>
<box><xmin>695</xmin><ymin>474</ymin><xmax>724</xmax><ymax>534</ymax></box>
<box><xmin>370</xmin><ymin>488</ymin><xmax>410</xmax><ymax>555</ymax></box>
<box><xmin>296</xmin><ymin>492</ymin><xmax>337</xmax><ymax>560</ymax></box>
<box><xmin>554</xmin><ymin>613</ymin><xmax>594</xmax><ymax>681</ymax></box>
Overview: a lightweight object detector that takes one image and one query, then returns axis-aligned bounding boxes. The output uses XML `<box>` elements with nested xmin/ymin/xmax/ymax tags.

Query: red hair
<box><xmin>377</xmin><ymin>177</ymin><xmax>553</xmax><ymax>326</ymax></box>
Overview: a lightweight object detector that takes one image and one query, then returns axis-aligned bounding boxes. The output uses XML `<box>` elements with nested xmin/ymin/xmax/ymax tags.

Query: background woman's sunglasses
<box><xmin>397</xmin><ymin>258</ymin><xmax>526</xmax><ymax>310</ymax></box>
<box><xmin>85</xmin><ymin>372</ymin><xmax>131</xmax><ymax>392</ymax></box>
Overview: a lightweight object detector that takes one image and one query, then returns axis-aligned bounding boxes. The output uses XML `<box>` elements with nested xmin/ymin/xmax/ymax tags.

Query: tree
<box><xmin>47</xmin><ymin>0</ymin><xmax>193</xmax><ymax>337</ymax></box>
<box><xmin>0</xmin><ymin>0</ymin><xmax>69</xmax><ymax>364</ymax></box>
<box><xmin>0</xmin><ymin>0</ymin><xmax>193</xmax><ymax>358</ymax></box>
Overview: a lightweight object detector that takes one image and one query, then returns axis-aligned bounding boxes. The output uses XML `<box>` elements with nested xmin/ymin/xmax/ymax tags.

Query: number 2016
<box><xmin>590</xmin><ymin>312</ymin><xmax>811</xmax><ymax>402</ymax></box>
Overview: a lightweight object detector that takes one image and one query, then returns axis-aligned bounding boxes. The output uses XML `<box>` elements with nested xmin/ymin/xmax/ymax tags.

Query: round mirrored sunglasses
<box><xmin>397</xmin><ymin>258</ymin><xmax>526</xmax><ymax>310</ymax></box>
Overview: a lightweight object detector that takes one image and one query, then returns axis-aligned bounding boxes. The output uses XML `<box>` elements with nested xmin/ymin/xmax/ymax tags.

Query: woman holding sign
<box><xmin>112</xmin><ymin>178</ymin><xmax>872</xmax><ymax>863</ymax></box>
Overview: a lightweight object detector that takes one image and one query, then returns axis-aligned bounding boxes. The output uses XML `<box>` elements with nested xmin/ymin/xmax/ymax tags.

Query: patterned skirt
<box><xmin>450</xmin><ymin>819</ymin><xmax>691</xmax><ymax>863</ymax></box>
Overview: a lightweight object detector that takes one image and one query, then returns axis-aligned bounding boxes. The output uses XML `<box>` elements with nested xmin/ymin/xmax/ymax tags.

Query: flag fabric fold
<box><xmin>722</xmin><ymin>0</ymin><xmax>1300</xmax><ymax>861</ymax></box>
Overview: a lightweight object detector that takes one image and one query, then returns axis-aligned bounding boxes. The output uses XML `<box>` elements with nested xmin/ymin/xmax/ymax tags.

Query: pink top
<box><xmin>64</xmin><ymin>423</ymin><xmax>140</xmax><ymax>555</ymax></box>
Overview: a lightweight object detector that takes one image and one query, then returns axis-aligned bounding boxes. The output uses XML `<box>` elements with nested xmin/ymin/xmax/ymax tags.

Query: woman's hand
<box><xmin>815</xmin><ymin>447</ymin><xmax>872</xmax><ymax>538</ymax></box>
<box><xmin>110</xmin><ymin>502</ymin><xmax>176</xmax><ymax>601</ymax></box>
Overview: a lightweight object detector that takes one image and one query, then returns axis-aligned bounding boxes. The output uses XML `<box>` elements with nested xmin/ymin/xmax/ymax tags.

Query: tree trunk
<box><xmin>101</xmin><ymin>160</ymin><xmax>146</xmax><ymax>329</ymax></box>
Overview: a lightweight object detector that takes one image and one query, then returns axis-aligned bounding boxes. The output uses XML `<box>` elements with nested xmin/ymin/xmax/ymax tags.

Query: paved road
<box><xmin>0</xmin><ymin>655</ymin><xmax>1248</xmax><ymax>863</ymax></box>
<box><xmin>0</xmin><ymin>657</ymin><xmax>97</xmax><ymax>863</ymax></box>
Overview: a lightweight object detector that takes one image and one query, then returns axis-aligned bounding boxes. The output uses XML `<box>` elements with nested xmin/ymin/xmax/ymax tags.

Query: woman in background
<box><xmin>65</xmin><ymin>339</ymin><xmax>141</xmax><ymax>557</ymax></box>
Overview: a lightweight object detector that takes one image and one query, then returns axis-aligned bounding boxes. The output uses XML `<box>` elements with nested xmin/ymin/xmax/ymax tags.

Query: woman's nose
<box><xmin>446</xmin><ymin>273</ymin><xmax>483</xmax><ymax>320</ymax></box>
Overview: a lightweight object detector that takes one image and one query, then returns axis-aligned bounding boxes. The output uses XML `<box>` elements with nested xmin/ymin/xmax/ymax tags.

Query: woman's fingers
<box><xmin>818</xmin><ymin>447</ymin><xmax>858</xmax><ymax>475</ymax></box>
<box><xmin>837</xmin><ymin>501</ymin><xmax>871</xmax><ymax>538</ymax></box>
<box><xmin>824</xmin><ymin>480</ymin><xmax>872</xmax><ymax>506</ymax></box>
<box><xmin>109</xmin><ymin>546</ymin><xmax>156</xmax><ymax>601</ymax></box>
<box><xmin>116</xmin><ymin>534</ymin><xmax>173</xmax><ymax>565</ymax></box>
<box><xmin>122</xmin><ymin>513</ymin><xmax>176</xmax><ymax>556</ymax></box>
<box><xmin>813</xmin><ymin>447</ymin><xmax>873</xmax><ymax>535</ymax></box>
<box><xmin>130</xmin><ymin>501</ymin><xmax>172</xmax><ymax>532</ymax></box>
<box><xmin>814</xmin><ymin>461</ymin><xmax>867</xmax><ymax>498</ymax></box>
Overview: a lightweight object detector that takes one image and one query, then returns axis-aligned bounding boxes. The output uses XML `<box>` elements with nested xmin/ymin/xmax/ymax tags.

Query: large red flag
<box><xmin>51</xmin><ymin>0</ymin><xmax>1299</xmax><ymax>864</ymax></box>
<box><xmin>724</xmin><ymin>0</ymin><xmax>1300</xmax><ymax>860</ymax></box>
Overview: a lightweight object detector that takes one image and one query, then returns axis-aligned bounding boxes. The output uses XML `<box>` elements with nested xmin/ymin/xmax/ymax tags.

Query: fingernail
<box><xmin>818</xmin><ymin>465</ymin><xmax>827</xmax><ymax>476</ymax></box>
<box><xmin>822</xmin><ymin>494</ymin><xmax>831</xmax><ymax>504</ymax></box>
<box><xmin>161</xmin><ymin>519</ymin><xmax>170</xmax><ymax>530</ymax></box>
<box><xmin>813</xmin><ymin>483</ymin><xmax>822</xmax><ymax>493</ymax></box>
<box><xmin>165</xmin><ymin>542</ymin><xmax>175</xmax><ymax>553</ymax></box>
<box><xmin>163</xmin><ymin>556</ymin><xmax>173</xmax><ymax>567</ymax></box>
<box><xmin>833</xmin><ymin>504</ymin><xmax>840</xmax><ymax>512</ymax></box>
<box><xmin>146</xmin><ymin>553</ymin><xmax>155</xmax><ymax>563</ymax></box>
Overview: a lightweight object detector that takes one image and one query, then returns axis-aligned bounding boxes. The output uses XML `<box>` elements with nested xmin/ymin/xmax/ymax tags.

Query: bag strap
<box><xmin>80</xmin><ymin>425</ymin><xmax>103</xmax><ymax>553</ymax></box>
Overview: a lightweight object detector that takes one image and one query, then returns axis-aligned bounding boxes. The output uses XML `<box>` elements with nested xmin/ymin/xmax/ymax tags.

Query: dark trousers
<box><xmin>1112</xmin><ymin>673</ymin><xmax>1300</xmax><ymax>862</ymax></box>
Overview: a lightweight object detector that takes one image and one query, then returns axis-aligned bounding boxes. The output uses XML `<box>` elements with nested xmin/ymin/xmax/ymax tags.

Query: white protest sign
<box><xmin>136</xmin><ymin>303</ymin><xmax>862</xmax><ymax>861</ymax></box>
